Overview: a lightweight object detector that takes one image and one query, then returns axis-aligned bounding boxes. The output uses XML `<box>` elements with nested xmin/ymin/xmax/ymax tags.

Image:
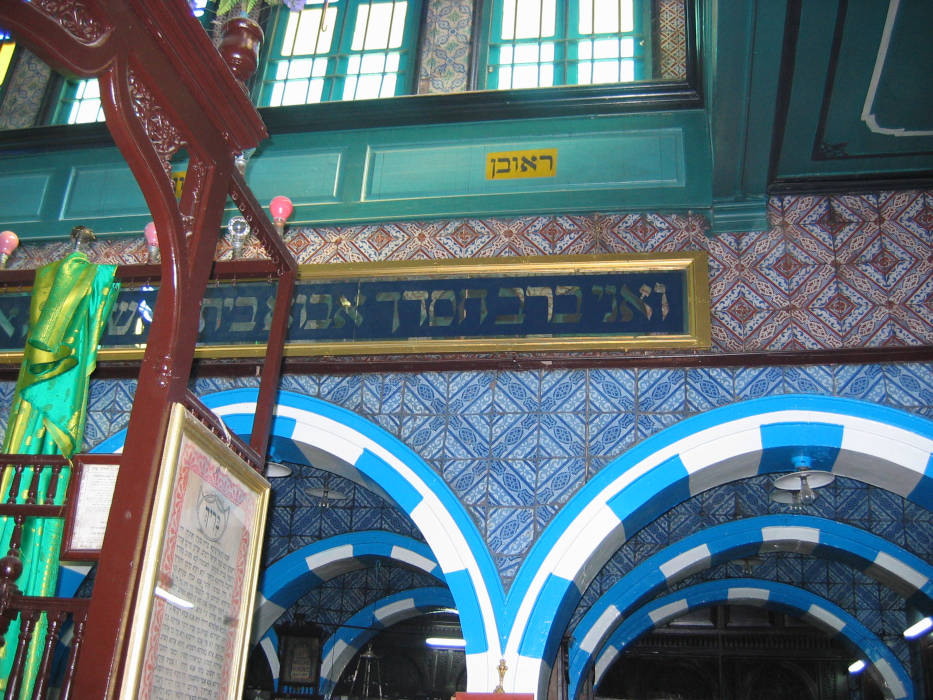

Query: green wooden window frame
<box><xmin>257</xmin><ymin>0</ymin><xmax>423</xmax><ymax>106</ymax></box>
<box><xmin>479</xmin><ymin>0</ymin><xmax>650</xmax><ymax>90</ymax></box>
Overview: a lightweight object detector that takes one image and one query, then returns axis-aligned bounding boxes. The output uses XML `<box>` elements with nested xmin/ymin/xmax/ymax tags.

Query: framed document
<box><xmin>121</xmin><ymin>403</ymin><xmax>270</xmax><ymax>700</ymax></box>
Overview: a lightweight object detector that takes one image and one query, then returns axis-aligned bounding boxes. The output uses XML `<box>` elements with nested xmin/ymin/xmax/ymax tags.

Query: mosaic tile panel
<box><xmin>10</xmin><ymin>192</ymin><xmax>931</xmax><ymax>356</ymax></box>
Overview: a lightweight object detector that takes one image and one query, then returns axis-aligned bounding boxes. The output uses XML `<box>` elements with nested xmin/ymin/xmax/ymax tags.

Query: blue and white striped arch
<box><xmin>592</xmin><ymin>579</ymin><xmax>912</xmax><ymax>700</ymax></box>
<box><xmin>568</xmin><ymin>514</ymin><xmax>933</xmax><ymax>699</ymax></box>
<box><xmin>252</xmin><ymin>531</ymin><xmax>443</xmax><ymax>644</ymax></box>
<box><xmin>503</xmin><ymin>395</ymin><xmax>933</xmax><ymax>696</ymax></box>
<box><xmin>317</xmin><ymin>587</ymin><xmax>455</xmax><ymax>698</ymax></box>
<box><xmin>199</xmin><ymin>389</ymin><xmax>505</xmax><ymax>692</ymax></box>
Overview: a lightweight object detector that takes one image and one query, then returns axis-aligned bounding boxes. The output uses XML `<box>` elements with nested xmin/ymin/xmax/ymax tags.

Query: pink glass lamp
<box><xmin>269</xmin><ymin>195</ymin><xmax>293</xmax><ymax>236</ymax></box>
<box><xmin>0</xmin><ymin>230</ymin><xmax>19</xmax><ymax>269</ymax></box>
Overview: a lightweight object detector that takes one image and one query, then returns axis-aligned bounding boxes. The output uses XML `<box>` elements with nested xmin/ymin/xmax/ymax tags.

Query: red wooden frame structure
<box><xmin>0</xmin><ymin>0</ymin><xmax>297</xmax><ymax>696</ymax></box>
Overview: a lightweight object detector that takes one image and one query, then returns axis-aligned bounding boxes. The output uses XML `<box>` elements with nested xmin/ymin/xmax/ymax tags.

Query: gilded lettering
<box><xmin>108</xmin><ymin>300</ymin><xmax>142</xmax><ymax>336</ymax></box>
<box><xmin>526</xmin><ymin>286</ymin><xmax>554</xmax><ymax>321</ymax></box>
<box><xmin>229</xmin><ymin>296</ymin><xmax>258</xmax><ymax>333</ymax></box>
<box><xmin>495</xmin><ymin>287</ymin><xmax>525</xmax><ymax>325</ymax></box>
<box><xmin>304</xmin><ymin>293</ymin><xmax>333</xmax><ymax>330</ymax></box>
<box><xmin>458</xmin><ymin>289</ymin><xmax>488</xmax><ymax>324</ymax></box>
<box><xmin>429</xmin><ymin>290</ymin><xmax>456</xmax><ymax>326</ymax></box>
<box><xmin>402</xmin><ymin>290</ymin><xmax>429</xmax><ymax>326</ymax></box>
<box><xmin>376</xmin><ymin>291</ymin><xmax>402</xmax><ymax>333</ymax></box>
<box><xmin>553</xmin><ymin>285</ymin><xmax>582</xmax><ymax>324</ymax></box>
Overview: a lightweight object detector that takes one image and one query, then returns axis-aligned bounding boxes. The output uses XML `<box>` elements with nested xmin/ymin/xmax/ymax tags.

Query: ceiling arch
<box><xmin>568</xmin><ymin>514</ymin><xmax>933</xmax><ymax>699</ymax></box>
<box><xmin>317</xmin><ymin>586</ymin><xmax>455</xmax><ymax>698</ymax></box>
<box><xmin>591</xmin><ymin>578</ymin><xmax>912</xmax><ymax>700</ymax></box>
<box><xmin>252</xmin><ymin>530</ymin><xmax>443</xmax><ymax>643</ymax></box>
<box><xmin>503</xmin><ymin>395</ymin><xmax>933</xmax><ymax>695</ymax></box>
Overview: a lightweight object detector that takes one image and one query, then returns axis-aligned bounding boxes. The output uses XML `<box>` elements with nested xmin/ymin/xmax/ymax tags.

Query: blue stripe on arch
<box><xmin>758</xmin><ymin>421</ymin><xmax>843</xmax><ymax>474</ymax></box>
<box><xmin>519</xmin><ymin>573</ymin><xmax>580</xmax><ymax>658</ymax></box>
<box><xmin>908</xmin><ymin>453</ymin><xmax>933</xmax><ymax>506</ymax></box>
<box><xmin>356</xmin><ymin>449</ymin><xmax>423</xmax><ymax>513</ymax></box>
<box><xmin>446</xmin><ymin>569</ymin><xmax>488</xmax><ymax>654</ymax></box>
<box><xmin>606</xmin><ymin>455</ymin><xmax>690</xmax><ymax>537</ymax></box>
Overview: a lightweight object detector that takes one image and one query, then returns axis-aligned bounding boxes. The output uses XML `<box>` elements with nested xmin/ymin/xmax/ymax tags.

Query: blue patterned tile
<box><xmin>833</xmin><ymin>364</ymin><xmax>885</xmax><ymax>402</ymax></box>
<box><xmin>782</xmin><ymin>365</ymin><xmax>833</xmax><ymax>394</ymax></box>
<box><xmin>637</xmin><ymin>369</ymin><xmax>686</xmax><ymax>412</ymax></box>
<box><xmin>380</xmin><ymin>373</ymin><xmax>405</xmax><ymax>413</ymax></box>
<box><xmin>488</xmin><ymin>460</ymin><xmax>536</xmax><ymax>506</ymax></box>
<box><xmin>587</xmin><ymin>369</ymin><xmax>636</xmax><ymax>412</ymax></box>
<box><xmin>401</xmin><ymin>414</ymin><xmax>446</xmax><ymax>459</ymax></box>
<box><xmin>686</xmin><ymin>368</ymin><xmax>734</xmax><ymax>411</ymax></box>
<box><xmin>668</xmin><ymin>498</ymin><xmax>702</xmax><ymax>541</ymax></box>
<box><xmin>269</xmin><ymin>508</ymin><xmax>291</xmax><ymax>537</ymax></box>
<box><xmin>445</xmin><ymin>412</ymin><xmax>490</xmax><ymax>459</ymax></box>
<box><xmin>280</xmin><ymin>374</ymin><xmax>319</xmax><ymax>395</ymax></box>
<box><xmin>536</xmin><ymin>457</ymin><xmax>585</xmax><ymax>505</ymax></box>
<box><xmin>467</xmin><ymin>504</ymin><xmax>487</xmax><ymax>536</ymax></box>
<box><xmin>540</xmin><ymin>370</ymin><xmax>587</xmax><ymax>413</ymax></box>
<box><xmin>351</xmin><ymin>506</ymin><xmax>384</xmax><ymax>530</ymax></box>
<box><xmin>636</xmin><ymin>412</ymin><xmax>683</xmax><ymax>442</ymax></box>
<box><xmin>449</xmin><ymin>371</ymin><xmax>493</xmax><ymax>414</ymax></box>
<box><xmin>487</xmin><ymin>507</ymin><xmax>534</xmax><ymax>555</ymax></box>
<box><xmin>443</xmin><ymin>459</ymin><xmax>488</xmax><ymax>504</ymax></box>
<box><xmin>734</xmin><ymin>366</ymin><xmax>784</xmax><ymax>400</ymax></box>
<box><xmin>362</xmin><ymin>375</ymin><xmax>383</xmax><ymax>413</ymax></box>
<box><xmin>539</xmin><ymin>412</ymin><xmax>586</xmax><ymax>457</ymax></box>
<box><xmin>491</xmin><ymin>413</ymin><xmax>538</xmax><ymax>458</ymax></box>
<box><xmin>884</xmin><ymin>363</ymin><xmax>933</xmax><ymax>407</ymax></box>
<box><xmin>265</xmin><ymin>536</ymin><xmax>289</xmax><ymax>564</ymax></box>
<box><xmin>319</xmin><ymin>375</ymin><xmax>362</xmax><ymax>410</ymax></box>
<box><xmin>587</xmin><ymin>412</ymin><xmax>635</xmax><ymax>457</ymax></box>
<box><xmin>493</xmin><ymin>371</ymin><xmax>539</xmax><ymax>412</ymax></box>
<box><xmin>366</xmin><ymin>412</ymin><xmax>402</xmax><ymax>437</ymax></box>
<box><xmin>869</xmin><ymin>489</ymin><xmax>905</xmax><ymax>521</ymax></box>
<box><xmin>404</xmin><ymin>372</ymin><xmax>447</xmax><ymax>414</ymax></box>
<box><xmin>535</xmin><ymin>503</ymin><xmax>560</xmax><ymax>534</ymax></box>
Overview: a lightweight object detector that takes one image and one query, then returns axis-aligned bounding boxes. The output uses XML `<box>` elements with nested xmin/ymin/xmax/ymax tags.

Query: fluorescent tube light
<box><xmin>426</xmin><ymin>637</ymin><xmax>466</xmax><ymax>648</ymax></box>
<box><xmin>848</xmin><ymin>659</ymin><xmax>866</xmax><ymax>674</ymax></box>
<box><xmin>904</xmin><ymin>616</ymin><xmax>933</xmax><ymax>639</ymax></box>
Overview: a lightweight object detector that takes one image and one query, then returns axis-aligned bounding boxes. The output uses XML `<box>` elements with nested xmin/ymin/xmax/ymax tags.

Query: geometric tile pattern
<box><xmin>8</xmin><ymin>360</ymin><xmax>928</xmax><ymax>590</ymax></box>
<box><xmin>9</xmin><ymin>191</ymin><xmax>932</xmax><ymax>353</ymax></box>
<box><xmin>417</xmin><ymin>0</ymin><xmax>473</xmax><ymax>94</ymax></box>
<box><xmin>1</xmin><ymin>189</ymin><xmax>930</xmax><ymax>675</ymax></box>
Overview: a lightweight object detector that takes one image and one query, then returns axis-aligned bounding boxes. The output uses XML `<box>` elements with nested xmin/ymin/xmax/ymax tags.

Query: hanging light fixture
<box><xmin>225</xmin><ymin>215</ymin><xmax>250</xmax><ymax>258</ymax></box>
<box><xmin>0</xmin><ymin>230</ymin><xmax>19</xmax><ymax>268</ymax></box>
<box><xmin>772</xmin><ymin>455</ymin><xmax>834</xmax><ymax>509</ymax></box>
<box><xmin>266</xmin><ymin>461</ymin><xmax>293</xmax><ymax>477</ymax></box>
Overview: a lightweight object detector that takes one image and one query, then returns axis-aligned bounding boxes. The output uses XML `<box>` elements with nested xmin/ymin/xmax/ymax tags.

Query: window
<box><xmin>52</xmin><ymin>0</ymin><xmax>214</xmax><ymax>124</ymax></box>
<box><xmin>482</xmin><ymin>0</ymin><xmax>648</xmax><ymax>90</ymax></box>
<box><xmin>259</xmin><ymin>0</ymin><xmax>421</xmax><ymax>105</ymax></box>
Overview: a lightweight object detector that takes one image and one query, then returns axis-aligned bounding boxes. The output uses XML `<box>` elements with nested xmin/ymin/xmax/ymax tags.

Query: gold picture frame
<box><xmin>120</xmin><ymin>403</ymin><xmax>270</xmax><ymax>700</ymax></box>
<box><xmin>0</xmin><ymin>252</ymin><xmax>711</xmax><ymax>363</ymax></box>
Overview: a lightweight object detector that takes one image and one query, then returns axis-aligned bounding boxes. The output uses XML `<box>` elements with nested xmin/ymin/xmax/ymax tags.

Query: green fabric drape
<box><xmin>0</xmin><ymin>251</ymin><xmax>118</xmax><ymax>697</ymax></box>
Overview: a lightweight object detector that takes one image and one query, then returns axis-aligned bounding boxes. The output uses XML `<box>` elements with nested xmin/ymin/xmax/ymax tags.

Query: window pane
<box><xmin>501</xmin><ymin>0</ymin><xmax>556</xmax><ymax>40</ymax></box>
<box><xmin>352</xmin><ymin>2</ymin><xmax>408</xmax><ymax>51</ymax></box>
<box><xmin>292</xmin><ymin>7</ymin><xmax>337</xmax><ymax>55</ymax></box>
<box><xmin>579</xmin><ymin>0</ymin><xmax>634</xmax><ymax>35</ymax></box>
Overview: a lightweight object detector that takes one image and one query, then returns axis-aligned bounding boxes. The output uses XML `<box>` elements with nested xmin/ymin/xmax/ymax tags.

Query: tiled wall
<box><xmin>1</xmin><ymin>190</ymin><xmax>931</xmax><ymax>674</ymax></box>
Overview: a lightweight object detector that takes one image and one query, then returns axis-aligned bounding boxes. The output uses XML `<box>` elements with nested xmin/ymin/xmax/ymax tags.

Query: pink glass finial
<box><xmin>144</xmin><ymin>221</ymin><xmax>158</xmax><ymax>247</ymax></box>
<box><xmin>143</xmin><ymin>222</ymin><xmax>159</xmax><ymax>263</ymax></box>
<box><xmin>0</xmin><ymin>230</ymin><xmax>18</xmax><ymax>269</ymax></box>
<box><xmin>269</xmin><ymin>195</ymin><xmax>294</xmax><ymax>235</ymax></box>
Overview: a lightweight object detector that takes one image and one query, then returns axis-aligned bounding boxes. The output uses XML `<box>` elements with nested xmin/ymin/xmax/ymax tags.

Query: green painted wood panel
<box><xmin>1</xmin><ymin>110</ymin><xmax>711</xmax><ymax>240</ymax></box>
